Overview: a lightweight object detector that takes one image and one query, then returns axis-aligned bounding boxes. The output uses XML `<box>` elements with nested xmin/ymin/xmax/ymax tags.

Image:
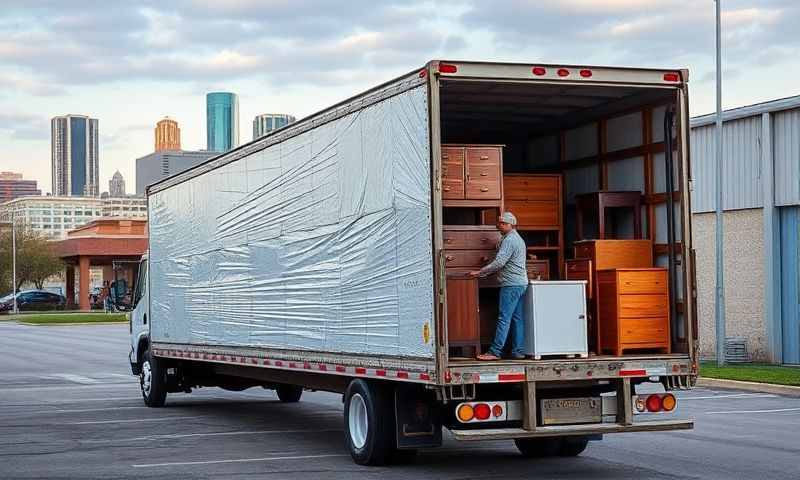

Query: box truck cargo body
<box><xmin>129</xmin><ymin>60</ymin><xmax>696</xmax><ymax>465</ymax></box>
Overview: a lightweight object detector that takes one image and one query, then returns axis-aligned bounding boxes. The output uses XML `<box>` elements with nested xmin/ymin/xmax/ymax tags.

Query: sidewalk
<box><xmin>697</xmin><ymin>377</ymin><xmax>800</xmax><ymax>397</ymax></box>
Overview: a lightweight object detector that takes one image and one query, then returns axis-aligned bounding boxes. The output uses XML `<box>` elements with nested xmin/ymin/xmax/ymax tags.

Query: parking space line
<box><xmin>48</xmin><ymin>374</ymin><xmax>101</xmax><ymax>384</ymax></box>
<box><xmin>83</xmin><ymin>427</ymin><xmax>342</xmax><ymax>444</ymax></box>
<box><xmin>707</xmin><ymin>407</ymin><xmax>800</xmax><ymax>415</ymax></box>
<box><xmin>69</xmin><ymin>415</ymin><xmax>204</xmax><ymax>425</ymax></box>
<box><xmin>680</xmin><ymin>393</ymin><xmax>778</xmax><ymax>400</ymax></box>
<box><xmin>132</xmin><ymin>453</ymin><xmax>348</xmax><ymax>468</ymax></box>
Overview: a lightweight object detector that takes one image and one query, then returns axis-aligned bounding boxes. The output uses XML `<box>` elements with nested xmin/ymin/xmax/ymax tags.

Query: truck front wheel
<box><xmin>344</xmin><ymin>379</ymin><xmax>394</xmax><ymax>466</ymax></box>
<box><xmin>140</xmin><ymin>348</ymin><xmax>167</xmax><ymax>407</ymax></box>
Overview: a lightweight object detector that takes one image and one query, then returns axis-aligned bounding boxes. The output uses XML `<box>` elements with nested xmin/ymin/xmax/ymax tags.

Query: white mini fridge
<box><xmin>523</xmin><ymin>281</ymin><xmax>588</xmax><ymax>359</ymax></box>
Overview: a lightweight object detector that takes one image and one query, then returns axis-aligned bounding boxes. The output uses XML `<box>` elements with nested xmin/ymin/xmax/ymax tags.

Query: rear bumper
<box><xmin>451</xmin><ymin>419</ymin><xmax>693</xmax><ymax>441</ymax></box>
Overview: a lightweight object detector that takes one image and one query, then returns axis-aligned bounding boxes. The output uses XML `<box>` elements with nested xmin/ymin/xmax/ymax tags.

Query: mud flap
<box><xmin>394</xmin><ymin>385</ymin><xmax>442</xmax><ymax>449</ymax></box>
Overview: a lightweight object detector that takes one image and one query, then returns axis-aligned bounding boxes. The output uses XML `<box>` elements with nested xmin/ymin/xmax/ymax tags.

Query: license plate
<box><xmin>540</xmin><ymin>397</ymin><xmax>601</xmax><ymax>425</ymax></box>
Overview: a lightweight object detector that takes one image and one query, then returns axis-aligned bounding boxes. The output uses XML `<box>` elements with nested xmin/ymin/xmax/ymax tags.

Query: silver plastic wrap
<box><xmin>149</xmin><ymin>85</ymin><xmax>434</xmax><ymax>359</ymax></box>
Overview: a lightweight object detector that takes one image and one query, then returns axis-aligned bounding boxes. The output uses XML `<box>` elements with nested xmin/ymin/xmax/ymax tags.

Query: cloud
<box><xmin>0</xmin><ymin>112</ymin><xmax>49</xmax><ymax>140</ymax></box>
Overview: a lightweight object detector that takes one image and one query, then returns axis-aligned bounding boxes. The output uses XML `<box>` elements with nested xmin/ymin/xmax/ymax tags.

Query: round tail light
<box><xmin>457</xmin><ymin>404</ymin><xmax>474</xmax><ymax>422</ymax></box>
<box><xmin>492</xmin><ymin>404</ymin><xmax>503</xmax><ymax>418</ymax></box>
<box><xmin>473</xmin><ymin>403</ymin><xmax>491</xmax><ymax>420</ymax></box>
<box><xmin>646</xmin><ymin>394</ymin><xmax>663</xmax><ymax>412</ymax></box>
<box><xmin>661</xmin><ymin>393</ymin><xmax>676</xmax><ymax>412</ymax></box>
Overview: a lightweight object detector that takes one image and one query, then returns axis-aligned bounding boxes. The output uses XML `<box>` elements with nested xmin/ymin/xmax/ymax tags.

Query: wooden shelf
<box><xmin>527</xmin><ymin>246</ymin><xmax>561</xmax><ymax>251</ymax></box>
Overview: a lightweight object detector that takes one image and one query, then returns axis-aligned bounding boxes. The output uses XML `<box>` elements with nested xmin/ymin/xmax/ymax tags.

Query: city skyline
<box><xmin>3</xmin><ymin>2</ymin><xmax>800</xmax><ymax>194</ymax></box>
<box><xmin>253</xmin><ymin>113</ymin><xmax>296</xmax><ymax>141</ymax></box>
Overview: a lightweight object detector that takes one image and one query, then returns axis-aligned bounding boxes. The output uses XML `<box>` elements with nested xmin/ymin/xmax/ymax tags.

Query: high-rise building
<box><xmin>51</xmin><ymin>114</ymin><xmax>99</xmax><ymax>197</ymax></box>
<box><xmin>0</xmin><ymin>172</ymin><xmax>41</xmax><ymax>202</ymax></box>
<box><xmin>253</xmin><ymin>113</ymin><xmax>296</xmax><ymax>140</ymax></box>
<box><xmin>109</xmin><ymin>170</ymin><xmax>126</xmax><ymax>197</ymax></box>
<box><xmin>135</xmin><ymin>150</ymin><xmax>218</xmax><ymax>195</ymax></box>
<box><xmin>206</xmin><ymin>92</ymin><xmax>239</xmax><ymax>153</ymax></box>
<box><xmin>155</xmin><ymin>117</ymin><xmax>181</xmax><ymax>152</ymax></box>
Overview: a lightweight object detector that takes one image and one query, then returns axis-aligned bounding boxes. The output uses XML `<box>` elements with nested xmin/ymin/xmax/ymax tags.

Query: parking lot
<box><xmin>1</xmin><ymin>321</ymin><xmax>798</xmax><ymax>480</ymax></box>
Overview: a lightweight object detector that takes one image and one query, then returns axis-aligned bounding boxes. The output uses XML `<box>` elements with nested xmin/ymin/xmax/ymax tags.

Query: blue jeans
<box><xmin>489</xmin><ymin>285</ymin><xmax>527</xmax><ymax>357</ymax></box>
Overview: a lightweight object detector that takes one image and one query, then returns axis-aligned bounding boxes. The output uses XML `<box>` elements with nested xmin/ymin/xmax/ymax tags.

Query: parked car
<box><xmin>0</xmin><ymin>290</ymin><xmax>67</xmax><ymax>313</ymax></box>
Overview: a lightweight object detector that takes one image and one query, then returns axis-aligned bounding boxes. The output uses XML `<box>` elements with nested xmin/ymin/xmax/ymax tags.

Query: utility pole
<box><xmin>715</xmin><ymin>0</ymin><xmax>726</xmax><ymax>366</ymax></box>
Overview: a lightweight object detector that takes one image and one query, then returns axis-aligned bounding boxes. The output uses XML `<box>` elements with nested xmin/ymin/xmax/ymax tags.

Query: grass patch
<box><xmin>700</xmin><ymin>362</ymin><xmax>800</xmax><ymax>387</ymax></box>
<box><xmin>7</xmin><ymin>313</ymin><xmax>128</xmax><ymax>324</ymax></box>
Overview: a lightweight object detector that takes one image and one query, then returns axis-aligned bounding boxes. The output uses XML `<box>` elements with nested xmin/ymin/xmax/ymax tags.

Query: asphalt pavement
<box><xmin>0</xmin><ymin>321</ymin><xmax>798</xmax><ymax>479</ymax></box>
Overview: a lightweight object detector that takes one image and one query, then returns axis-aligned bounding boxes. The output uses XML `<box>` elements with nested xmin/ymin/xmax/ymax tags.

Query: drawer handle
<box><xmin>480</xmin><ymin>237</ymin><xmax>489</xmax><ymax>243</ymax></box>
<box><xmin>446</xmin><ymin>255</ymin><xmax>455</xmax><ymax>262</ymax></box>
<box><xmin>445</xmin><ymin>238</ymin><xmax>453</xmax><ymax>244</ymax></box>
<box><xmin>480</xmin><ymin>187</ymin><xmax>489</xmax><ymax>192</ymax></box>
<box><xmin>480</xmin><ymin>155</ymin><xmax>489</xmax><ymax>160</ymax></box>
<box><xmin>443</xmin><ymin>186</ymin><xmax>451</xmax><ymax>192</ymax></box>
<box><xmin>481</xmin><ymin>256</ymin><xmax>489</xmax><ymax>262</ymax></box>
<box><xmin>480</xmin><ymin>172</ymin><xmax>488</xmax><ymax>176</ymax></box>
<box><xmin>442</xmin><ymin>154</ymin><xmax>448</xmax><ymax>159</ymax></box>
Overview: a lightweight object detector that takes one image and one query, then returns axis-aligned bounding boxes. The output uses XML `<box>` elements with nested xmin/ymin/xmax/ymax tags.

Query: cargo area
<box><xmin>438</xmin><ymin>78</ymin><xmax>692</xmax><ymax>365</ymax></box>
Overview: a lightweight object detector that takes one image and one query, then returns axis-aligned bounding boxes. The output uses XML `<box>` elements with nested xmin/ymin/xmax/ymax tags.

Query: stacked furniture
<box><xmin>566</xmin><ymin>239</ymin><xmax>670</xmax><ymax>355</ymax></box>
<box><xmin>503</xmin><ymin>174</ymin><xmax>564</xmax><ymax>277</ymax></box>
<box><xmin>575</xmin><ymin>191</ymin><xmax>643</xmax><ymax>240</ymax></box>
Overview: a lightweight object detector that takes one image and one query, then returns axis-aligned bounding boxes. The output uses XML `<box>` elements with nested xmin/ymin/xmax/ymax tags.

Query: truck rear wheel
<box><xmin>276</xmin><ymin>384</ymin><xmax>303</xmax><ymax>403</ymax></box>
<box><xmin>344</xmin><ymin>379</ymin><xmax>394</xmax><ymax>466</ymax></box>
<box><xmin>558</xmin><ymin>437</ymin><xmax>589</xmax><ymax>456</ymax></box>
<box><xmin>140</xmin><ymin>348</ymin><xmax>167</xmax><ymax>407</ymax></box>
<box><xmin>514</xmin><ymin>437</ymin><xmax>562</xmax><ymax>457</ymax></box>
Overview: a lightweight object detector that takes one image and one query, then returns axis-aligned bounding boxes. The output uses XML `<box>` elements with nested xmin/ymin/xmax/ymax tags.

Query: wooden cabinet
<box><xmin>596</xmin><ymin>268</ymin><xmax>670</xmax><ymax>355</ymax></box>
<box><xmin>569</xmin><ymin>239</ymin><xmax>654</xmax><ymax>352</ymax></box>
<box><xmin>441</xmin><ymin>145</ymin><xmax>503</xmax><ymax>204</ymax></box>
<box><xmin>446</xmin><ymin>273</ymin><xmax>480</xmax><ymax>356</ymax></box>
<box><xmin>443</xmin><ymin>227</ymin><xmax>501</xmax><ymax>250</ymax></box>
<box><xmin>576</xmin><ymin>191</ymin><xmax>643</xmax><ymax>240</ymax></box>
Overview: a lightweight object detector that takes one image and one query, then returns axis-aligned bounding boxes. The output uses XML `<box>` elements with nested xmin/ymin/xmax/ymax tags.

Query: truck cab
<box><xmin>128</xmin><ymin>252</ymin><xmax>149</xmax><ymax>376</ymax></box>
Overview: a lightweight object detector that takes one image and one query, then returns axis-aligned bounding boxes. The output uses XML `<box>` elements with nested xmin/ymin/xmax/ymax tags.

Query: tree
<box><xmin>0</xmin><ymin>225</ymin><xmax>64</xmax><ymax>293</ymax></box>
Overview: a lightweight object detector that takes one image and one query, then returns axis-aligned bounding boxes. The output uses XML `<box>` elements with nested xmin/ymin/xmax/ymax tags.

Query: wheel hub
<box><xmin>141</xmin><ymin>360</ymin><xmax>152</xmax><ymax>396</ymax></box>
<box><xmin>348</xmin><ymin>393</ymin><xmax>368</xmax><ymax>449</ymax></box>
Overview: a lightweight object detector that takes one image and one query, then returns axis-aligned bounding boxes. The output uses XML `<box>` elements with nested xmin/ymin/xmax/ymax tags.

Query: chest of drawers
<box><xmin>596</xmin><ymin>268</ymin><xmax>670</xmax><ymax>355</ymax></box>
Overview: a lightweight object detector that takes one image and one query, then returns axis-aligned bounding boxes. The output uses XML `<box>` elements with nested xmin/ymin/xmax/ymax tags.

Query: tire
<box><xmin>140</xmin><ymin>348</ymin><xmax>167</xmax><ymax>407</ymax></box>
<box><xmin>276</xmin><ymin>384</ymin><xmax>303</xmax><ymax>403</ymax></box>
<box><xmin>344</xmin><ymin>379</ymin><xmax>394</xmax><ymax>466</ymax></box>
<box><xmin>558</xmin><ymin>437</ymin><xmax>589</xmax><ymax>457</ymax></box>
<box><xmin>514</xmin><ymin>438</ymin><xmax>562</xmax><ymax>458</ymax></box>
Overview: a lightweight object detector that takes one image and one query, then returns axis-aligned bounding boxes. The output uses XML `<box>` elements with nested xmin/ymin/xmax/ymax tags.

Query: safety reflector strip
<box><xmin>153</xmin><ymin>348</ymin><xmax>434</xmax><ymax>384</ymax></box>
<box><xmin>619</xmin><ymin>369</ymin><xmax>647</xmax><ymax>377</ymax></box>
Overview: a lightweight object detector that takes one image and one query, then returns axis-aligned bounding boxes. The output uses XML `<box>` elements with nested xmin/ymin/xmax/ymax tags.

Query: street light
<box><xmin>714</xmin><ymin>0</ymin><xmax>726</xmax><ymax>366</ymax></box>
<box><xmin>1</xmin><ymin>214</ymin><xmax>18</xmax><ymax>314</ymax></box>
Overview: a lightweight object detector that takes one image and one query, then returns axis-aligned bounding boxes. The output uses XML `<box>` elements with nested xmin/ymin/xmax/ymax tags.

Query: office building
<box><xmin>155</xmin><ymin>117</ymin><xmax>181</xmax><ymax>152</ymax></box>
<box><xmin>0</xmin><ymin>195</ymin><xmax>148</xmax><ymax>240</ymax></box>
<box><xmin>206</xmin><ymin>92</ymin><xmax>239</xmax><ymax>152</ymax></box>
<box><xmin>135</xmin><ymin>150</ymin><xmax>217</xmax><ymax>195</ymax></box>
<box><xmin>109</xmin><ymin>170</ymin><xmax>126</xmax><ymax>197</ymax></box>
<box><xmin>0</xmin><ymin>172</ymin><xmax>40</xmax><ymax>202</ymax></box>
<box><xmin>51</xmin><ymin>114</ymin><xmax>99</xmax><ymax>197</ymax></box>
<box><xmin>253</xmin><ymin>113</ymin><xmax>296</xmax><ymax>140</ymax></box>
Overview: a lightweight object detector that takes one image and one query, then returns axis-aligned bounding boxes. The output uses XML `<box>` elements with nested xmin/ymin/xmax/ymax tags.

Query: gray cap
<box><xmin>499</xmin><ymin>211</ymin><xmax>517</xmax><ymax>225</ymax></box>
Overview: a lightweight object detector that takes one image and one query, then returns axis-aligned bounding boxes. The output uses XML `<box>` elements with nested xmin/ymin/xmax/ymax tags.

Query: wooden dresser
<box><xmin>596</xmin><ymin>268</ymin><xmax>670</xmax><ymax>355</ymax></box>
<box><xmin>443</xmin><ymin>226</ymin><xmax>501</xmax><ymax>354</ymax></box>
<box><xmin>442</xmin><ymin>145</ymin><xmax>503</xmax><ymax>205</ymax></box>
<box><xmin>566</xmin><ymin>239</ymin><xmax>654</xmax><ymax>351</ymax></box>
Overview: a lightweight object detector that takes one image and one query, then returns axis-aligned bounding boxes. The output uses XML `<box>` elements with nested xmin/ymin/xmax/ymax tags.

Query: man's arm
<box><xmin>477</xmin><ymin>239</ymin><xmax>513</xmax><ymax>277</ymax></box>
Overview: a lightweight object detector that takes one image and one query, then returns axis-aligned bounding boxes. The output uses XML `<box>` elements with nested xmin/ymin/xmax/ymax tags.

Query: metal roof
<box><xmin>691</xmin><ymin>94</ymin><xmax>800</xmax><ymax>127</ymax></box>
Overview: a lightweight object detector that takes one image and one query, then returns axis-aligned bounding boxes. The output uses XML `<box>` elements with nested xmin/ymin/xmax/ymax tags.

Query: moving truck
<box><xmin>128</xmin><ymin>60</ymin><xmax>696</xmax><ymax>465</ymax></box>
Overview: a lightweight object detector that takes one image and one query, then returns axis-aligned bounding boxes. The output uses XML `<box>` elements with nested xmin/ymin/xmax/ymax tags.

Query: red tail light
<box><xmin>646</xmin><ymin>394</ymin><xmax>663</xmax><ymax>412</ymax></box>
<box><xmin>663</xmin><ymin>72</ymin><xmax>680</xmax><ymax>82</ymax></box>
<box><xmin>473</xmin><ymin>403</ymin><xmax>491</xmax><ymax>420</ymax></box>
<box><xmin>579</xmin><ymin>69</ymin><xmax>592</xmax><ymax>78</ymax></box>
<box><xmin>439</xmin><ymin>63</ymin><xmax>458</xmax><ymax>74</ymax></box>
<box><xmin>532</xmin><ymin>66</ymin><xmax>546</xmax><ymax>76</ymax></box>
<box><xmin>492</xmin><ymin>404</ymin><xmax>503</xmax><ymax>418</ymax></box>
<box><xmin>557</xmin><ymin>68</ymin><xmax>570</xmax><ymax>77</ymax></box>
<box><xmin>419</xmin><ymin>69</ymin><xmax>427</xmax><ymax>78</ymax></box>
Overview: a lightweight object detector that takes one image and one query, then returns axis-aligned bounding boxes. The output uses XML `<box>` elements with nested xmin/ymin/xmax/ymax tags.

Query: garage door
<box><xmin>780</xmin><ymin>206</ymin><xmax>800</xmax><ymax>364</ymax></box>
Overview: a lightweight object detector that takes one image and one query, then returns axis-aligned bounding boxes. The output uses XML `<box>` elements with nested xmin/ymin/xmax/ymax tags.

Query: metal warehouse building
<box><xmin>691</xmin><ymin>95</ymin><xmax>800</xmax><ymax>364</ymax></box>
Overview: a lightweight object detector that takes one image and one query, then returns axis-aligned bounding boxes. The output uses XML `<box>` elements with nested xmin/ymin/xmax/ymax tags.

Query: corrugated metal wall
<box><xmin>773</xmin><ymin>109</ymin><xmax>800</xmax><ymax>207</ymax></box>
<box><xmin>780</xmin><ymin>206</ymin><xmax>800</xmax><ymax>364</ymax></box>
<box><xmin>690</xmin><ymin>116</ymin><xmax>763</xmax><ymax>212</ymax></box>
<box><xmin>691</xmin><ymin>107</ymin><xmax>800</xmax><ymax>212</ymax></box>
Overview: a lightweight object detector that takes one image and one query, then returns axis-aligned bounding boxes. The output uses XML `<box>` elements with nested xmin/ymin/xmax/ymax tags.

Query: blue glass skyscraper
<box><xmin>206</xmin><ymin>92</ymin><xmax>239</xmax><ymax>153</ymax></box>
<box><xmin>51</xmin><ymin>115</ymin><xmax>99</xmax><ymax>196</ymax></box>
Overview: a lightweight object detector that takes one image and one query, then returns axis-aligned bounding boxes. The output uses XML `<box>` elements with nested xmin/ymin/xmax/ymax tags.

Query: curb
<box><xmin>697</xmin><ymin>377</ymin><xmax>800</xmax><ymax>397</ymax></box>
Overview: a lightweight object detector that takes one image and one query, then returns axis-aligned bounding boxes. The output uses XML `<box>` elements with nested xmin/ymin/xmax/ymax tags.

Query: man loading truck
<box><xmin>469</xmin><ymin>211</ymin><xmax>528</xmax><ymax>361</ymax></box>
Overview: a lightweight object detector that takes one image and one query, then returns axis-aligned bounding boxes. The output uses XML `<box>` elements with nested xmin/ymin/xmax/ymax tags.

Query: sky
<box><xmin>1</xmin><ymin>0</ymin><xmax>798</xmax><ymax>195</ymax></box>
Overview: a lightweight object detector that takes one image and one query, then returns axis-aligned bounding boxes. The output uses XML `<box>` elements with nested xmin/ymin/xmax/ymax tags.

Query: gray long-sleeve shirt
<box><xmin>478</xmin><ymin>229</ymin><xmax>528</xmax><ymax>287</ymax></box>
